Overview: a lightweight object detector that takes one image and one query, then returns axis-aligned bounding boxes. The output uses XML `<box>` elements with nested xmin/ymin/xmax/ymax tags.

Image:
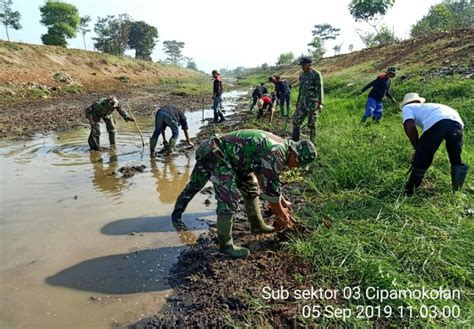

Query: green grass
<box><xmin>2</xmin><ymin>41</ymin><xmax>20</xmax><ymax>51</ymax></box>
<box><xmin>159</xmin><ymin>76</ymin><xmax>211</xmax><ymax>95</ymax></box>
<box><xmin>61</xmin><ymin>83</ymin><xmax>82</xmax><ymax>94</ymax></box>
<box><xmin>232</xmin><ymin>68</ymin><xmax>473</xmax><ymax>327</ymax></box>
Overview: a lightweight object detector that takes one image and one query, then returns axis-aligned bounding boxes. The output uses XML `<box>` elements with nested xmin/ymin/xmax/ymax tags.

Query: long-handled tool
<box><xmin>202</xmin><ymin>97</ymin><xmax>205</xmax><ymax>122</ymax></box>
<box><xmin>127</xmin><ymin>106</ymin><xmax>145</xmax><ymax>148</ymax></box>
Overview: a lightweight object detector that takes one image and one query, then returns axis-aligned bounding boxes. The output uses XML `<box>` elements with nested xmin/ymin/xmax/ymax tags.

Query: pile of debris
<box><xmin>425</xmin><ymin>62</ymin><xmax>474</xmax><ymax>79</ymax></box>
<box><xmin>118</xmin><ymin>165</ymin><xmax>146</xmax><ymax>178</ymax></box>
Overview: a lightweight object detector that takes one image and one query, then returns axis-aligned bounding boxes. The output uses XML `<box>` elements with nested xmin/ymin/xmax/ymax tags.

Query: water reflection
<box><xmin>171</xmin><ymin>218</ymin><xmax>198</xmax><ymax>245</ymax></box>
<box><xmin>150</xmin><ymin>157</ymin><xmax>191</xmax><ymax>204</ymax></box>
<box><xmin>89</xmin><ymin>150</ymin><xmax>124</xmax><ymax>198</ymax></box>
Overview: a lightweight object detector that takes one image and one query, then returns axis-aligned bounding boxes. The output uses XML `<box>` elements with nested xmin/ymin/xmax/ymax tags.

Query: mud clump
<box><xmin>118</xmin><ymin>165</ymin><xmax>146</xmax><ymax>178</ymax></box>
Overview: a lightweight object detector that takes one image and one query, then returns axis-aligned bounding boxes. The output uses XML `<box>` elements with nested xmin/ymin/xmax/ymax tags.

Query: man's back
<box><xmin>215</xmin><ymin>130</ymin><xmax>288</xmax><ymax>172</ymax></box>
<box><xmin>402</xmin><ymin>103</ymin><xmax>463</xmax><ymax>132</ymax></box>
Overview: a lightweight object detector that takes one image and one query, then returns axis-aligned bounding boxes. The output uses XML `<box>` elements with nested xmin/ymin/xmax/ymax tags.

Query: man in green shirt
<box><xmin>85</xmin><ymin>95</ymin><xmax>134</xmax><ymax>150</ymax></box>
<box><xmin>171</xmin><ymin>129</ymin><xmax>317</xmax><ymax>258</ymax></box>
<box><xmin>292</xmin><ymin>57</ymin><xmax>324</xmax><ymax>142</ymax></box>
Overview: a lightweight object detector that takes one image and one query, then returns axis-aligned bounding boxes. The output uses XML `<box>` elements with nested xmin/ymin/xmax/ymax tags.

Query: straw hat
<box><xmin>400</xmin><ymin>92</ymin><xmax>426</xmax><ymax>109</ymax></box>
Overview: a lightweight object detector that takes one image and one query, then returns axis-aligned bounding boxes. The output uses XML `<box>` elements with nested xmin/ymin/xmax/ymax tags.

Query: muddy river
<box><xmin>0</xmin><ymin>91</ymin><xmax>245</xmax><ymax>328</ymax></box>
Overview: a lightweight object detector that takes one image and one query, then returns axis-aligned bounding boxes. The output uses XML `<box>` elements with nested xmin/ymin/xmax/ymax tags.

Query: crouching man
<box><xmin>85</xmin><ymin>95</ymin><xmax>134</xmax><ymax>150</ymax></box>
<box><xmin>401</xmin><ymin>93</ymin><xmax>468</xmax><ymax>194</ymax></box>
<box><xmin>149</xmin><ymin>105</ymin><xmax>193</xmax><ymax>157</ymax></box>
<box><xmin>171</xmin><ymin>129</ymin><xmax>317</xmax><ymax>258</ymax></box>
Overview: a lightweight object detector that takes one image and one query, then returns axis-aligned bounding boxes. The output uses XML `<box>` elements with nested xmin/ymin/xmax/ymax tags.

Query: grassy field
<box><xmin>231</xmin><ymin>46</ymin><xmax>473</xmax><ymax>326</ymax></box>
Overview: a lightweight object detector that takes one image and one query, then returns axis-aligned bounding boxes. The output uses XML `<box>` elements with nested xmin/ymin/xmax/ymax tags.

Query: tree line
<box><xmin>275</xmin><ymin>0</ymin><xmax>472</xmax><ymax>66</ymax></box>
<box><xmin>1</xmin><ymin>0</ymin><xmax>472</xmax><ymax>69</ymax></box>
<box><xmin>0</xmin><ymin>0</ymin><xmax>198</xmax><ymax>69</ymax></box>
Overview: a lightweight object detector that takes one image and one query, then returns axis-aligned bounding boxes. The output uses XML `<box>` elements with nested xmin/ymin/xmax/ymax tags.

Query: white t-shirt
<box><xmin>402</xmin><ymin>103</ymin><xmax>464</xmax><ymax>133</ymax></box>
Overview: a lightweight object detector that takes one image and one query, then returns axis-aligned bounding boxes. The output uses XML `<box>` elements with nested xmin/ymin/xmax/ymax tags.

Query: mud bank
<box><xmin>0</xmin><ymin>85</ymin><xmax>211</xmax><ymax>140</ymax></box>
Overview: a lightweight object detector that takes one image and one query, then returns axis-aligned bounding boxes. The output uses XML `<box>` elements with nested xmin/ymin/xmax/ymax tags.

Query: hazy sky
<box><xmin>4</xmin><ymin>0</ymin><xmax>441</xmax><ymax>72</ymax></box>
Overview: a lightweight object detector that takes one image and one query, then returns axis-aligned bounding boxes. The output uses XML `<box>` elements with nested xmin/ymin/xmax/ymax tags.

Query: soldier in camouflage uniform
<box><xmin>292</xmin><ymin>57</ymin><xmax>324</xmax><ymax>142</ymax></box>
<box><xmin>171</xmin><ymin>129</ymin><xmax>317</xmax><ymax>258</ymax></box>
<box><xmin>85</xmin><ymin>95</ymin><xmax>134</xmax><ymax>151</ymax></box>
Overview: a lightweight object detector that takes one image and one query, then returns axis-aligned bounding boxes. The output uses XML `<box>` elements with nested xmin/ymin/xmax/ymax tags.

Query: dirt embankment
<box><xmin>0</xmin><ymin>41</ymin><xmax>204</xmax><ymax>99</ymax></box>
<box><xmin>257</xmin><ymin>28</ymin><xmax>474</xmax><ymax>84</ymax></box>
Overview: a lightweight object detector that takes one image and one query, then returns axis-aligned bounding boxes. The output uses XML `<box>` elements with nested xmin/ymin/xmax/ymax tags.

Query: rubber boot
<box><xmin>291</xmin><ymin>125</ymin><xmax>300</xmax><ymax>142</ymax></box>
<box><xmin>88</xmin><ymin>125</ymin><xmax>101</xmax><ymax>151</ymax></box>
<box><xmin>217</xmin><ymin>213</ymin><xmax>250</xmax><ymax>258</ymax></box>
<box><xmin>157</xmin><ymin>141</ymin><xmax>168</xmax><ymax>154</ymax></box>
<box><xmin>108</xmin><ymin>132</ymin><xmax>116</xmax><ymax>147</ymax></box>
<box><xmin>309</xmin><ymin>128</ymin><xmax>316</xmax><ymax>142</ymax></box>
<box><xmin>149</xmin><ymin>138</ymin><xmax>158</xmax><ymax>157</ymax></box>
<box><xmin>243</xmin><ymin>197</ymin><xmax>274</xmax><ymax>234</ymax></box>
<box><xmin>404</xmin><ymin>167</ymin><xmax>427</xmax><ymax>195</ymax></box>
<box><xmin>166</xmin><ymin>138</ymin><xmax>177</xmax><ymax>155</ymax></box>
<box><xmin>171</xmin><ymin>196</ymin><xmax>189</xmax><ymax>222</ymax></box>
<box><xmin>451</xmin><ymin>164</ymin><xmax>469</xmax><ymax>192</ymax></box>
<box><xmin>218</xmin><ymin>111</ymin><xmax>226</xmax><ymax>123</ymax></box>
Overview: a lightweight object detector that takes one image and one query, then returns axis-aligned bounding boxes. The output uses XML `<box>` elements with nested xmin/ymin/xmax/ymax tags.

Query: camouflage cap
<box><xmin>387</xmin><ymin>66</ymin><xmax>397</xmax><ymax>74</ymax></box>
<box><xmin>298</xmin><ymin>57</ymin><xmax>312</xmax><ymax>65</ymax></box>
<box><xmin>288</xmin><ymin>139</ymin><xmax>317</xmax><ymax>166</ymax></box>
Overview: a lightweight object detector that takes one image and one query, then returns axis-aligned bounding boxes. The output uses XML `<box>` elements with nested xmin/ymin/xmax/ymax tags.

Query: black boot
<box><xmin>218</xmin><ymin>110</ymin><xmax>226</xmax><ymax>122</ymax></box>
<box><xmin>404</xmin><ymin>167</ymin><xmax>427</xmax><ymax>195</ymax></box>
<box><xmin>108</xmin><ymin>132</ymin><xmax>116</xmax><ymax>147</ymax></box>
<box><xmin>88</xmin><ymin>125</ymin><xmax>101</xmax><ymax>151</ymax></box>
<box><xmin>291</xmin><ymin>125</ymin><xmax>300</xmax><ymax>142</ymax></box>
<box><xmin>149</xmin><ymin>138</ymin><xmax>158</xmax><ymax>157</ymax></box>
<box><xmin>360</xmin><ymin>115</ymin><xmax>368</xmax><ymax>124</ymax></box>
<box><xmin>451</xmin><ymin>164</ymin><xmax>469</xmax><ymax>192</ymax></box>
<box><xmin>172</xmin><ymin>195</ymin><xmax>190</xmax><ymax>222</ymax></box>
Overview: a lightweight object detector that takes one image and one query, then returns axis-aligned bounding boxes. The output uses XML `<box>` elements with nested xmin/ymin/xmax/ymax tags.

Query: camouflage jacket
<box><xmin>211</xmin><ymin>129</ymin><xmax>290</xmax><ymax>203</ymax></box>
<box><xmin>297</xmin><ymin>68</ymin><xmax>324</xmax><ymax>107</ymax></box>
<box><xmin>85</xmin><ymin>98</ymin><xmax>130</xmax><ymax>120</ymax></box>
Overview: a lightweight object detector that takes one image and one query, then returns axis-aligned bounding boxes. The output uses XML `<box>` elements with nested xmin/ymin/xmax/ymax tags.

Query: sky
<box><xmin>3</xmin><ymin>0</ymin><xmax>442</xmax><ymax>72</ymax></box>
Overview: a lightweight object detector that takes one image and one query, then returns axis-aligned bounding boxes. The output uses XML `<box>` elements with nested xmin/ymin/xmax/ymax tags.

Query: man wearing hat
<box><xmin>85</xmin><ymin>95</ymin><xmax>134</xmax><ymax>151</ymax></box>
<box><xmin>401</xmin><ymin>93</ymin><xmax>468</xmax><ymax>194</ymax></box>
<box><xmin>293</xmin><ymin>57</ymin><xmax>324</xmax><ymax>142</ymax></box>
<box><xmin>171</xmin><ymin>129</ymin><xmax>317</xmax><ymax>258</ymax></box>
<box><xmin>212</xmin><ymin>69</ymin><xmax>226</xmax><ymax>123</ymax></box>
<box><xmin>359</xmin><ymin>67</ymin><xmax>398</xmax><ymax>123</ymax></box>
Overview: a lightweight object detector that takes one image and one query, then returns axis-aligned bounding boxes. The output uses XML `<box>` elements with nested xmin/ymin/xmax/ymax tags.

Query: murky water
<box><xmin>0</xmin><ymin>91</ymin><xmax>245</xmax><ymax>328</ymax></box>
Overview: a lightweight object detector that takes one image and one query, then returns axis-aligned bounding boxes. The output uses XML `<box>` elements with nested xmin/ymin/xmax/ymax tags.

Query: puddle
<box><xmin>0</xmin><ymin>91</ymin><xmax>246</xmax><ymax>328</ymax></box>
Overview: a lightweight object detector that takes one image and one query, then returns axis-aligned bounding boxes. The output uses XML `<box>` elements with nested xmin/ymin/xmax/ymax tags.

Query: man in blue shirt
<box><xmin>359</xmin><ymin>67</ymin><xmax>397</xmax><ymax>123</ymax></box>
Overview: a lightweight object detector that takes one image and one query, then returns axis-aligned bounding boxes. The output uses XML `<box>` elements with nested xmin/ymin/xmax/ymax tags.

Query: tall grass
<box><xmin>236</xmin><ymin>68</ymin><xmax>473</xmax><ymax>326</ymax></box>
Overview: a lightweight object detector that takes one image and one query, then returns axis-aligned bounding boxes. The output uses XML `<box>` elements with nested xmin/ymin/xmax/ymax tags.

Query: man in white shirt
<box><xmin>401</xmin><ymin>93</ymin><xmax>468</xmax><ymax>195</ymax></box>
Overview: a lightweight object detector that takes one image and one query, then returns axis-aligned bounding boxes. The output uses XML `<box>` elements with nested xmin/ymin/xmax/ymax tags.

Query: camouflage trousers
<box><xmin>87</xmin><ymin>115</ymin><xmax>116</xmax><ymax>150</ymax></box>
<box><xmin>173</xmin><ymin>141</ymin><xmax>259</xmax><ymax>215</ymax></box>
<box><xmin>292</xmin><ymin>99</ymin><xmax>318</xmax><ymax>142</ymax></box>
